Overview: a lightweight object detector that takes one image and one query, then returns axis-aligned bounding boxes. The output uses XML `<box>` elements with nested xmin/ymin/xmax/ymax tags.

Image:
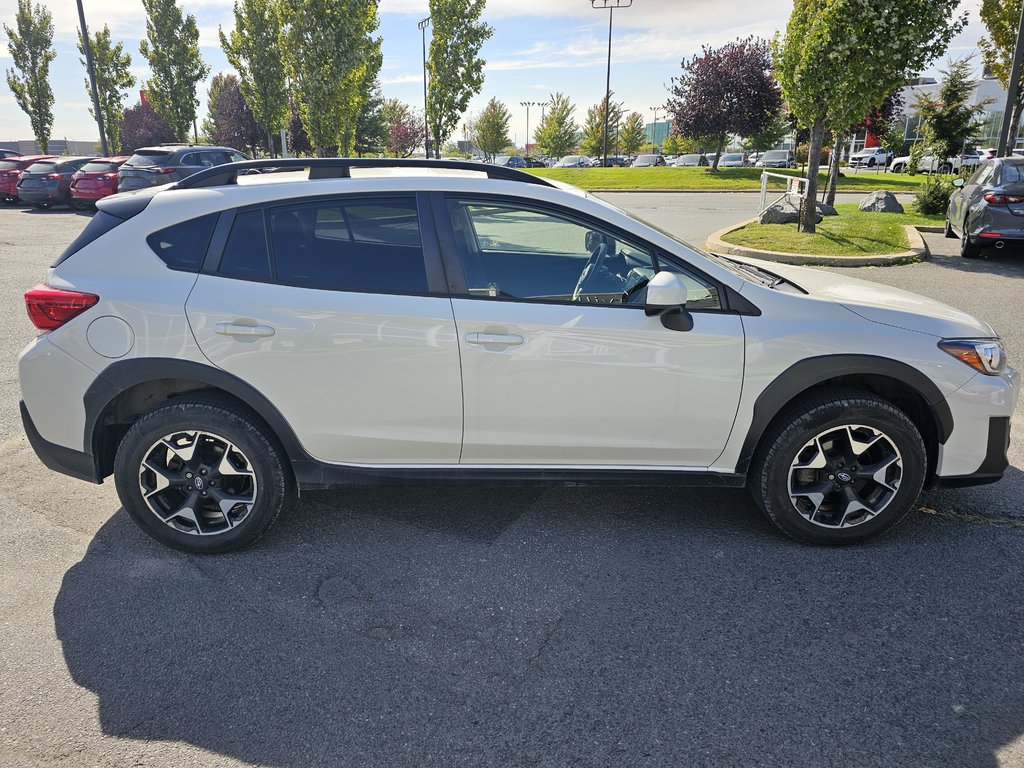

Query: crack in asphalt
<box><xmin>916</xmin><ymin>505</ymin><xmax>1024</xmax><ymax>530</ymax></box>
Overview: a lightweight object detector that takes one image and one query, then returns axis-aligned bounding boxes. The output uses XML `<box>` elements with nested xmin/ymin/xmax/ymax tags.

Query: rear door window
<box><xmin>268</xmin><ymin>197</ymin><xmax>427</xmax><ymax>293</ymax></box>
<box><xmin>219</xmin><ymin>210</ymin><xmax>271</xmax><ymax>280</ymax></box>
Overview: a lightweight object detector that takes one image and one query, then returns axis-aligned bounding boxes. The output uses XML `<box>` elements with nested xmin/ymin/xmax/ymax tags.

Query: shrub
<box><xmin>915</xmin><ymin>177</ymin><xmax>955</xmax><ymax>215</ymax></box>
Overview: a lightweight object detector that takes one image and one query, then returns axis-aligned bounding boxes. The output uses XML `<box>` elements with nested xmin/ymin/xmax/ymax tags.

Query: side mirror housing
<box><xmin>645</xmin><ymin>272</ymin><xmax>694</xmax><ymax>332</ymax></box>
<box><xmin>952</xmin><ymin>177</ymin><xmax>965</xmax><ymax>188</ymax></box>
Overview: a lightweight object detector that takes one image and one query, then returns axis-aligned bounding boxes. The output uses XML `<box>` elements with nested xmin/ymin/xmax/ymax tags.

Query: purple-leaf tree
<box><xmin>118</xmin><ymin>101</ymin><xmax>176</xmax><ymax>153</ymax></box>
<box><xmin>666</xmin><ymin>37</ymin><xmax>782</xmax><ymax>172</ymax></box>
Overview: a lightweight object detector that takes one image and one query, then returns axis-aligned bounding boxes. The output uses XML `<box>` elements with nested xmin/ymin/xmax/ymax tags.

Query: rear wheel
<box><xmin>961</xmin><ymin>228</ymin><xmax>981</xmax><ymax>258</ymax></box>
<box><xmin>944</xmin><ymin>216</ymin><xmax>956</xmax><ymax>238</ymax></box>
<box><xmin>939</xmin><ymin>163</ymin><xmax>953</xmax><ymax>175</ymax></box>
<box><xmin>114</xmin><ymin>396</ymin><xmax>290</xmax><ymax>553</ymax></box>
<box><xmin>750</xmin><ymin>389</ymin><xmax>926</xmax><ymax>545</ymax></box>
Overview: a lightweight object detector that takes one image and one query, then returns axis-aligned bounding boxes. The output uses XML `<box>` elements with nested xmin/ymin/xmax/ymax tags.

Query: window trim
<box><xmin>431</xmin><ymin>192</ymin><xmax>753</xmax><ymax>315</ymax></box>
<box><xmin>200</xmin><ymin>191</ymin><xmax>448</xmax><ymax>297</ymax></box>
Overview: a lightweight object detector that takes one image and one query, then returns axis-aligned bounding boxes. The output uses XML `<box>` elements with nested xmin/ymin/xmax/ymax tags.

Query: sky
<box><xmin>0</xmin><ymin>0</ymin><xmax>988</xmax><ymax>144</ymax></box>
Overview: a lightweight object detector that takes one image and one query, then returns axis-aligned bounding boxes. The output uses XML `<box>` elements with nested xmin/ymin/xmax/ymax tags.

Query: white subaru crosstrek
<box><xmin>19</xmin><ymin>159</ymin><xmax>1017</xmax><ymax>553</ymax></box>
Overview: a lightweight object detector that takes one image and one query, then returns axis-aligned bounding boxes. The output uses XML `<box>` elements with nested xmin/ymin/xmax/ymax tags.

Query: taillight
<box><xmin>46</xmin><ymin>172</ymin><xmax>62</xmax><ymax>180</ymax></box>
<box><xmin>102</xmin><ymin>172</ymin><xmax>118</xmax><ymax>179</ymax></box>
<box><xmin>146</xmin><ymin>167</ymin><xmax>176</xmax><ymax>174</ymax></box>
<box><xmin>24</xmin><ymin>284</ymin><xmax>98</xmax><ymax>331</ymax></box>
<box><xmin>983</xmin><ymin>193</ymin><xmax>1024</xmax><ymax>204</ymax></box>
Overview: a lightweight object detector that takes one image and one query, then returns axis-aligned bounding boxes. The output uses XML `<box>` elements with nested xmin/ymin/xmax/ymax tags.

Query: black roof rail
<box><xmin>173</xmin><ymin>157</ymin><xmax>558</xmax><ymax>190</ymax></box>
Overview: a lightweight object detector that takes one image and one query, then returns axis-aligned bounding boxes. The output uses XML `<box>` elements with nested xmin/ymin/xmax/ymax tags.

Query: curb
<box><xmin>704</xmin><ymin>219</ymin><xmax>929</xmax><ymax>268</ymax></box>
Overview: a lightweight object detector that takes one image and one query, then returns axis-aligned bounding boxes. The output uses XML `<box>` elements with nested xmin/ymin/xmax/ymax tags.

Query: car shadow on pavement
<box><xmin>926</xmin><ymin>242</ymin><xmax>1024</xmax><ymax>278</ymax></box>
<box><xmin>54</xmin><ymin>485</ymin><xmax>1024</xmax><ymax>767</ymax></box>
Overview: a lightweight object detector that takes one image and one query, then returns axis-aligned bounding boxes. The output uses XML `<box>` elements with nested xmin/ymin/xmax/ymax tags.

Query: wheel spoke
<box><xmin>846</xmin><ymin>426</ymin><xmax>883</xmax><ymax>459</ymax></box>
<box><xmin>161</xmin><ymin>432</ymin><xmax>199</xmax><ymax>463</ymax></box>
<box><xmin>141</xmin><ymin>460</ymin><xmax>187</xmax><ymax>498</ymax></box>
<box><xmin>838</xmin><ymin>486</ymin><xmax>872</xmax><ymax>527</ymax></box>
<box><xmin>856</xmin><ymin>455</ymin><xmax>901</xmax><ymax>492</ymax></box>
<box><xmin>214</xmin><ymin>441</ymin><xmax>255</xmax><ymax>480</ymax></box>
<box><xmin>789</xmin><ymin>481</ymin><xmax>833</xmax><ymax>521</ymax></box>
<box><xmin>166</xmin><ymin>491</ymin><xmax>203</xmax><ymax>532</ymax></box>
<box><xmin>794</xmin><ymin>436</ymin><xmax>828</xmax><ymax>470</ymax></box>
<box><xmin>208</xmin><ymin>486</ymin><xmax>255</xmax><ymax>526</ymax></box>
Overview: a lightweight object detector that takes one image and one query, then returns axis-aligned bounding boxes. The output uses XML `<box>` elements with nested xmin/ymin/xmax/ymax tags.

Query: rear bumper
<box><xmin>17</xmin><ymin>186</ymin><xmax>64</xmax><ymax>203</ymax></box>
<box><xmin>71</xmin><ymin>187</ymin><xmax>116</xmax><ymax>201</ymax></box>
<box><xmin>20</xmin><ymin>400</ymin><xmax>100</xmax><ymax>483</ymax></box>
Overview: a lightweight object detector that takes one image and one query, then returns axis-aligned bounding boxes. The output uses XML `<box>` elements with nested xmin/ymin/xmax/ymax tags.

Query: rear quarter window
<box><xmin>146</xmin><ymin>213</ymin><xmax>219</xmax><ymax>272</ymax></box>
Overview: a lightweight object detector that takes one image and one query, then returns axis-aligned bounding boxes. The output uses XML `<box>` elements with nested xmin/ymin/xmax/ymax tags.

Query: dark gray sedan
<box><xmin>946</xmin><ymin>157</ymin><xmax>1024</xmax><ymax>258</ymax></box>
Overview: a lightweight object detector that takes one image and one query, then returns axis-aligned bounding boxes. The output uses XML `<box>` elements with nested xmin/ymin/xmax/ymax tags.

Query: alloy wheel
<box><xmin>787</xmin><ymin>424</ymin><xmax>903</xmax><ymax>529</ymax></box>
<box><xmin>138</xmin><ymin>430</ymin><xmax>258</xmax><ymax>535</ymax></box>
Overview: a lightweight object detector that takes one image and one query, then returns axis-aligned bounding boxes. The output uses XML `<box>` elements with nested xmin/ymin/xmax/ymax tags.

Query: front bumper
<box><xmin>936</xmin><ymin>416</ymin><xmax>1010</xmax><ymax>487</ymax></box>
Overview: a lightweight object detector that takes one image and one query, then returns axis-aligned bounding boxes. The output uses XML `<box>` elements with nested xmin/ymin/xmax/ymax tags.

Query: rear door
<box><xmin>185</xmin><ymin>192</ymin><xmax>464</xmax><ymax>465</ymax></box>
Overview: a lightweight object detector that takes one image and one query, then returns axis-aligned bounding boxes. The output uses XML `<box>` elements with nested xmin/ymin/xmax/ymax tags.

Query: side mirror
<box><xmin>952</xmin><ymin>177</ymin><xmax>965</xmax><ymax>188</ymax></box>
<box><xmin>645</xmin><ymin>272</ymin><xmax>693</xmax><ymax>332</ymax></box>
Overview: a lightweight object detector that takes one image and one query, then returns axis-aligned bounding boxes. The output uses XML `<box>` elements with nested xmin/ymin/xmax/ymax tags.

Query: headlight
<box><xmin>938</xmin><ymin>339</ymin><xmax>1007</xmax><ymax>375</ymax></box>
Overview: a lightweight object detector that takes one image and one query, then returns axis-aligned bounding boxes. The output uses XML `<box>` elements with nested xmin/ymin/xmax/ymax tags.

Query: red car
<box><xmin>69</xmin><ymin>156</ymin><xmax>129</xmax><ymax>208</ymax></box>
<box><xmin>0</xmin><ymin>154</ymin><xmax>57</xmax><ymax>203</ymax></box>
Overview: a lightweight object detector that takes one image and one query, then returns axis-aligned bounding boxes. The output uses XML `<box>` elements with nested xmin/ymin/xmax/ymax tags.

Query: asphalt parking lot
<box><xmin>1</xmin><ymin>194</ymin><xmax>1023</xmax><ymax>768</ymax></box>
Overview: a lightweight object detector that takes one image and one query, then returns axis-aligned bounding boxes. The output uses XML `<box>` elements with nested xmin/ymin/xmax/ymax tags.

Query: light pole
<box><xmin>520</xmin><ymin>101</ymin><xmax>540</xmax><ymax>157</ymax></box>
<box><xmin>997</xmin><ymin>2</ymin><xmax>1024</xmax><ymax>156</ymax></box>
<box><xmin>76</xmin><ymin>0</ymin><xmax>109</xmax><ymax>156</ymax></box>
<box><xmin>591</xmin><ymin>0</ymin><xmax>632</xmax><ymax>168</ymax></box>
<box><xmin>650</xmin><ymin>106</ymin><xmax>660</xmax><ymax>151</ymax></box>
<box><xmin>419</xmin><ymin>16</ymin><xmax>431</xmax><ymax>157</ymax></box>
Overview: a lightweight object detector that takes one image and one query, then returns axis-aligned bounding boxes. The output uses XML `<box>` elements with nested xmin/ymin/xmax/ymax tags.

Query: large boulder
<box><xmin>758</xmin><ymin>198</ymin><xmax>824</xmax><ymax>225</ymax></box>
<box><xmin>858</xmin><ymin>190</ymin><xmax>904</xmax><ymax>213</ymax></box>
<box><xmin>817</xmin><ymin>201</ymin><xmax>838</xmax><ymax>217</ymax></box>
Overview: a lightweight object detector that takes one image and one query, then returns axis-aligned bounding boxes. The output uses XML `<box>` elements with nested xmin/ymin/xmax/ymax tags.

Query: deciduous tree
<box><xmin>580</xmin><ymin>94</ymin><xmax>624</xmax><ymax>157</ymax></box>
<box><xmin>118</xmin><ymin>101</ymin><xmax>176</xmax><ymax>153</ymax></box>
<box><xmin>4</xmin><ymin>0</ymin><xmax>56</xmax><ymax>152</ymax></box>
<box><xmin>202</xmin><ymin>72</ymin><xmax>262</xmax><ymax>154</ymax></box>
<box><xmin>355</xmin><ymin>82</ymin><xmax>387</xmax><ymax>156</ymax></box>
<box><xmin>474</xmin><ymin>97</ymin><xmax>511</xmax><ymax>160</ymax></box>
<box><xmin>667</xmin><ymin>37</ymin><xmax>781</xmax><ymax>173</ymax></box>
<box><xmin>77</xmin><ymin>25</ymin><xmax>135</xmax><ymax>154</ymax></box>
<box><xmin>381</xmin><ymin>98</ymin><xmax>424</xmax><ymax>158</ymax></box>
<box><xmin>426</xmin><ymin>0</ymin><xmax>492</xmax><ymax>158</ymax></box>
<box><xmin>980</xmin><ymin>0</ymin><xmax>1024</xmax><ymax>148</ymax></box>
<box><xmin>220</xmin><ymin>0</ymin><xmax>288</xmax><ymax>154</ymax></box>
<box><xmin>619</xmin><ymin>111</ymin><xmax>646</xmax><ymax>156</ymax></box>
<box><xmin>533</xmin><ymin>92</ymin><xmax>578</xmax><ymax>158</ymax></box>
<box><xmin>774</xmin><ymin>0</ymin><xmax>964</xmax><ymax>232</ymax></box>
<box><xmin>283</xmin><ymin>0</ymin><xmax>380</xmax><ymax>156</ymax></box>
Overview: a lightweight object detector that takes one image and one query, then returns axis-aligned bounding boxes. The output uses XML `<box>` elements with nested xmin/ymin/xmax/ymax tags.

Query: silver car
<box><xmin>946</xmin><ymin>157</ymin><xmax>1024</xmax><ymax>258</ymax></box>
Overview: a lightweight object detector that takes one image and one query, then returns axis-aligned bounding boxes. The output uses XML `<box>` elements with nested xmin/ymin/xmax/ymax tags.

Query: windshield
<box><xmin>494</xmin><ymin>156</ymin><xmax>510</xmax><ymax>165</ymax></box>
<box><xmin>79</xmin><ymin>161</ymin><xmax>120</xmax><ymax>173</ymax></box>
<box><xmin>126</xmin><ymin>151</ymin><xmax>173</xmax><ymax>167</ymax></box>
<box><xmin>25</xmin><ymin>161</ymin><xmax>57</xmax><ymax>173</ymax></box>
<box><xmin>764</xmin><ymin>151</ymin><xmax>788</xmax><ymax>160</ymax></box>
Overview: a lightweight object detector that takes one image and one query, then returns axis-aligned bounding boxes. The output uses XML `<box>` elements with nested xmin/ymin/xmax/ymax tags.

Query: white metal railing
<box><xmin>758</xmin><ymin>171</ymin><xmax>809</xmax><ymax>213</ymax></box>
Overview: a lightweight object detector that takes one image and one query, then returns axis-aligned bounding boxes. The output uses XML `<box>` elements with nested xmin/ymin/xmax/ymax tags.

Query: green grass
<box><xmin>719</xmin><ymin>203</ymin><xmax>944</xmax><ymax>257</ymax></box>
<box><xmin>526</xmin><ymin>167</ymin><xmax>927</xmax><ymax>192</ymax></box>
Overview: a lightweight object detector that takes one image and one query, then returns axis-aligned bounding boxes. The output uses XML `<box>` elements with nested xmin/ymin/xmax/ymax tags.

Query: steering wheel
<box><xmin>572</xmin><ymin>242</ymin><xmax>608</xmax><ymax>301</ymax></box>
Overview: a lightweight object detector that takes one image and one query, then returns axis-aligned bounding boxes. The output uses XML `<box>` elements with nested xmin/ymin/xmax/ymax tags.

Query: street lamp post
<box><xmin>650</xmin><ymin>106</ymin><xmax>660</xmax><ymax>151</ymax></box>
<box><xmin>520</xmin><ymin>101</ymin><xmax>538</xmax><ymax>157</ymax></box>
<box><xmin>997</xmin><ymin>2</ymin><xmax>1024</xmax><ymax>156</ymax></box>
<box><xmin>76</xmin><ymin>0</ymin><xmax>109</xmax><ymax>156</ymax></box>
<box><xmin>591</xmin><ymin>0</ymin><xmax>632</xmax><ymax>168</ymax></box>
<box><xmin>419</xmin><ymin>16</ymin><xmax>431</xmax><ymax>158</ymax></box>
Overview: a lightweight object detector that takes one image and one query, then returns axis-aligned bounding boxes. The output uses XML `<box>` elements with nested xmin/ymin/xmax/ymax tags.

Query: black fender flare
<box><xmin>735</xmin><ymin>355</ymin><xmax>954</xmax><ymax>474</ymax></box>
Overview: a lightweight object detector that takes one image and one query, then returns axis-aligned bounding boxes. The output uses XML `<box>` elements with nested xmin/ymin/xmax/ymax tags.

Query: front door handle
<box><xmin>465</xmin><ymin>331</ymin><xmax>524</xmax><ymax>347</ymax></box>
<box><xmin>214</xmin><ymin>321</ymin><xmax>276</xmax><ymax>338</ymax></box>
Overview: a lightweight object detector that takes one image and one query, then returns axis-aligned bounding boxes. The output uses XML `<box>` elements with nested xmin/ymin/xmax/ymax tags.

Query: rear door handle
<box><xmin>214</xmin><ymin>321</ymin><xmax>276</xmax><ymax>338</ymax></box>
<box><xmin>465</xmin><ymin>331</ymin><xmax>524</xmax><ymax>347</ymax></box>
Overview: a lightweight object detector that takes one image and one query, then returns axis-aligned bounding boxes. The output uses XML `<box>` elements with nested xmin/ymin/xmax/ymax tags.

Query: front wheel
<box><xmin>750</xmin><ymin>389</ymin><xmax>926</xmax><ymax>545</ymax></box>
<box><xmin>114</xmin><ymin>396</ymin><xmax>290</xmax><ymax>553</ymax></box>
<box><xmin>891</xmin><ymin>162</ymin><xmax>905</xmax><ymax>174</ymax></box>
<box><xmin>939</xmin><ymin>163</ymin><xmax>953</xmax><ymax>175</ymax></box>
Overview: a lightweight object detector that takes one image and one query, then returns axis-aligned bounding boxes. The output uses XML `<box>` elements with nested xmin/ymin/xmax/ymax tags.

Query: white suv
<box><xmin>19</xmin><ymin>159</ymin><xmax>1017</xmax><ymax>552</ymax></box>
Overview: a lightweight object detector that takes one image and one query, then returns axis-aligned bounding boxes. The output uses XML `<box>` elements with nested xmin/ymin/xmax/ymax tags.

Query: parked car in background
<box><xmin>632</xmin><ymin>154</ymin><xmax>666</xmax><ymax>167</ymax></box>
<box><xmin>595</xmin><ymin>156</ymin><xmax>628</xmax><ymax>167</ymax></box>
<box><xmin>747</xmin><ymin>151</ymin><xmax>763</xmax><ymax>166</ymax></box>
<box><xmin>891</xmin><ymin>152</ymin><xmax>982</xmax><ymax>175</ymax></box>
<box><xmin>69</xmin><ymin>156</ymin><xmax>129</xmax><ymax>209</ymax></box>
<box><xmin>0</xmin><ymin>149</ymin><xmax>22</xmax><ymax>159</ymax></box>
<box><xmin>0</xmin><ymin>154</ymin><xmax>56</xmax><ymax>203</ymax></box>
<box><xmin>16</xmin><ymin>156</ymin><xmax>97</xmax><ymax>209</ymax></box>
<box><xmin>553</xmin><ymin>155</ymin><xmax>594</xmax><ymax>168</ymax></box>
<box><xmin>757</xmin><ymin>150</ymin><xmax>797</xmax><ymax>168</ymax></box>
<box><xmin>946</xmin><ymin>156</ymin><xmax>1024</xmax><ymax>258</ymax></box>
<box><xmin>522</xmin><ymin>156</ymin><xmax>546</xmax><ymax>168</ymax></box>
<box><xmin>118</xmin><ymin>145</ymin><xmax>251</xmax><ymax>191</ymax></box>
<box><xmin>717</xmin><ymin>153</ymin><xmax>746</xmax><ymax>168</ymax></box>
<box><xmin>673</xmin><ymin>154</ymin><xmax>706</xmax><ymax>167</ymax></box>
<box><xmin>849</xmin><ymin>147</ymin><xmax>892</xmax><ymax>168</ymax></box>
<box><xmin>492</xmin><ymin>155</ymin><xmax>527</xmax><ymax>169</ymax></box>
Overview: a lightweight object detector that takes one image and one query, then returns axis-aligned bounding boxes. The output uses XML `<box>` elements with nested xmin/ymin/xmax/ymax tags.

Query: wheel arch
<box><xmin>736</xmin><ymin>356</ymin><xmax>953</xmax><ymax>484</ymax></box>
<box><xmin>86</xmin><ymin>358</ymin><xmax>312</xmax><ymax>482</ymax></box>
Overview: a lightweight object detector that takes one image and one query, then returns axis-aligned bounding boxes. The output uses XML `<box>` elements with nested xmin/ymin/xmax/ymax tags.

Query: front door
<box><xmin>440</xmin><ymin>197</ymin><xmax>745</xmax><ymax>467</ymax></box>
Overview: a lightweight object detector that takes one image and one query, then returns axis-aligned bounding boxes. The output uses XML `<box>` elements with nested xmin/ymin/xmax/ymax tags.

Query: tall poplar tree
<box><xmin>283</xmin><ymin>0</ymin><xmax>381</xmax><ymax>156</ymax></box>
<box><xmin>77</xmin><ymin>26</ymin><xmax>135</xmax><ymax>154</ymax></box>
<box><xmin>774</xmin><ymin>0</ymin><xmax>964</xmax><ymax>233</ymax></box>
<box><xmin>580</xmin><ymin>94</ymin><xmax>624</xmax><ymax>156</ymax></box>
<box><xmin>426</xmin><ymin>0</ymin><xmax>492</xmax><ymax>158</ymax></box>
<box><xmin>220</xmin><ymin>0</ymin><xmax>289</xmax><ymax>155</ymax></box>
<box><xmin>139</xmin><ymin>0</ymin><xmax>210</xmax><ymax>141</ymax></box>
<box><xmin>4</xmin><ymin>0</ymin><xmax>56</xmax><ymax>152</ymax></box>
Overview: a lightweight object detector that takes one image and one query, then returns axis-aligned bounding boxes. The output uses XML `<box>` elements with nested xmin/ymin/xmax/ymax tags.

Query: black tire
<box><xmin>749</xmin><ymin>388</ymin><xmax>926</xmax><ymax>545</ymax></box>
<box><xmin>114</xmin><ymin>395</ymin><xmax>290</xmax><ymax>553</ymax></box>
<box><xmin>939</xmin><ymin>163</ymin><xmax>952</xmax><ymax>175</ymax></box>
<box><xmin>960</xmin><ymin>228</ymin><xmax>981</xmax><ymax>258</ymax></box>
<box><xmin>891</xmin><ymin>162</ymin><xmax>905</xmax><ymax>174</ymax></box>
<box><xmin>944</xmin><ymin>216</ymin><xmax>956</xmax><ymax>238</ymax></box>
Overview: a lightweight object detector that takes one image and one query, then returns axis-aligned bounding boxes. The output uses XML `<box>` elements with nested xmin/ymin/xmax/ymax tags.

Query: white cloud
<box><xmin>382</xmin><ymin>72</ymin><xmax>424</xmax><ymax>85</ymax></box>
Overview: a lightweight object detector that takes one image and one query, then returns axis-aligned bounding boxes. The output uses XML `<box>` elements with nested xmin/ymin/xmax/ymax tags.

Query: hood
<box><xmin>729</xmin><ymin>257</ymin><xmax>997</xmax><ymax>339</ymax></box>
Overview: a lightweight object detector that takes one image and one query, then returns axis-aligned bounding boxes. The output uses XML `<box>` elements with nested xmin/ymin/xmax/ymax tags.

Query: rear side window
<box><xmin>219</xmin><ymin>210</ymin><xmax>271</xmax><ymax>280</ymax></box>
<box><xmin>998</xmin><ymin>163</ymin><xmax>1024</xmax><ymax>185</ymax></box>
<box><xmin>146</xmin><ymin>213</ymin><xmax>218</xmax><ymax>272</ymax></box>
<box><xmin>269</xmin><ymin>197</ymin><xmax>427</xmax><ymax>293</ymax></box>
